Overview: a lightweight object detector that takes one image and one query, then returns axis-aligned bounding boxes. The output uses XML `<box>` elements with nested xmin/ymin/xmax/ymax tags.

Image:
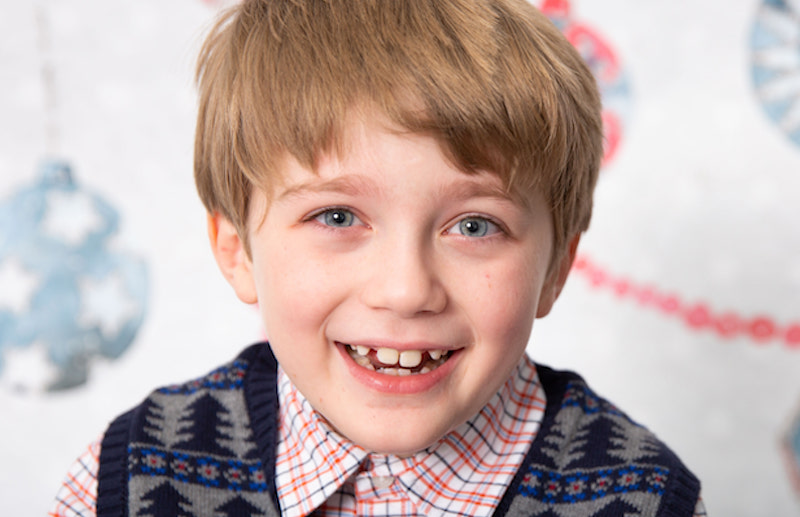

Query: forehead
<box><xmin>267</xmin><ymin>108</ymin><xmax>529</xmax><ymax>202</ymax></box>
<box><xmin>269</xmin><ymin>114</ymin><xmax>517</xmax><ymax>204</ymax></box>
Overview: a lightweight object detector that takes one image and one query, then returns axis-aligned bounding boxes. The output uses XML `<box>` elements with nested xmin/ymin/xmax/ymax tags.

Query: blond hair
<box><xmin>194</xmin><ymin>0</ymin><xmax>603</xmax><ymax>258</ymax></box>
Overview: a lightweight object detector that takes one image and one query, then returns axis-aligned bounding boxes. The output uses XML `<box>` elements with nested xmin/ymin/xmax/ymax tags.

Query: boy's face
<box><xmin>212</xmin><ymin>112</ymin><xmax>575</xmax><ymax>455</ymax></box>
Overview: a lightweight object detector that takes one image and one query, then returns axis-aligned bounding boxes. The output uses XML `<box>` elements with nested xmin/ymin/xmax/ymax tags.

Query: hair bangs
<box><xmin>195</xmin><ymin>0</ymin><xmax>603</xmax><ymax>257</ymax></box>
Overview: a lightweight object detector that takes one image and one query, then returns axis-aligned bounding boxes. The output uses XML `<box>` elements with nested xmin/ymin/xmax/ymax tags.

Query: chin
<box><xmin>360</xmin><ymin>436</ymin><xmax>439</xmax><ymax>456</ymax></box>
<box><xmin>338</xmin><ymin>418</ymin><xmax>453</xmax><ymax>455</ymax></box>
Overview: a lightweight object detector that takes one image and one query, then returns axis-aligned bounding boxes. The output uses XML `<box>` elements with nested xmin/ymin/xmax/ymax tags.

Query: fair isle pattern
<box><xmin>517</xmin><ymin>464</ymin><xmax>672</xmax><ymax>511</ymax></box>
<box><xmin>127</xmin><ymin>447</ymin><xmax>269</xmax><ymax>492</ymax></box>
<box><xmin>274</xmin><ymin>356</ymin><xmax>547</xmax><ymax>517</ymax></box>
<box><xmin>503</xmin><ymin>375</ymin><xmax>701</xmax><ymax>517</ymax></box>
<box><xmin>156</xmin><ymin>359</ymin><xmax>248</xmax><ymax>394</ymax></box>
<box><xmin>104</xmin><ymin>355</ymin><xmax>279</xmax><ymax>517</ymax></box>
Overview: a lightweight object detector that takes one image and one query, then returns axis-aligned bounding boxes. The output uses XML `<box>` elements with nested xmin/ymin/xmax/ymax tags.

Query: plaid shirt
<box><xmin>49</xmin><ymin>438</ymin><xmax>100</xmax><ymax>517</ymax></box>
<box><xmin>50</xmin><ymin>354</ymin><xmax>707</xmax><ymax>516</ymax></box>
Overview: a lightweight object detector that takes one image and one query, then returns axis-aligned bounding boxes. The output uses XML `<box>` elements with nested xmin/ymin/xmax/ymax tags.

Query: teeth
<box><xmin>345</xmin><ymin>343</ymin><xmax>451</xmax><ymax>376</ymax></box>
<box><xmin>399</xmin><ymin>350</ymin><xmax>422</xmax><ymax>368</ymax></box>
<box><xmin>376</xmin><ymin>347</ymin><xmax>399</xmax><ymax>365</ymax></box>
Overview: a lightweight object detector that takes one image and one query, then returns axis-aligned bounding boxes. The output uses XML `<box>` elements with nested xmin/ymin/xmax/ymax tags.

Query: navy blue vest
<box><xmin>97</xmin><ymin>343</ymin><xmax>700</xmax><ymax>516</ymax></box>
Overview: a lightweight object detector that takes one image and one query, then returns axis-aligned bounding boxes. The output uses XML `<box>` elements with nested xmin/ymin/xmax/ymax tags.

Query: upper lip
<box><xmin>335</xmin><ymin>339</ymin><xmax>460</xmax><ymax>352</ymax></box>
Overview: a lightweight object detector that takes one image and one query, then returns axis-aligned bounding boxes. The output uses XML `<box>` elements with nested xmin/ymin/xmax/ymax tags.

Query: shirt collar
<box><xmin>274</xmin><ymin>354</ymin><xmax>546</xmax><ymax>517</ymax></box>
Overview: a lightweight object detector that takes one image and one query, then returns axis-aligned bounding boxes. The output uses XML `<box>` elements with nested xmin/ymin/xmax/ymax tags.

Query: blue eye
<box><xmin>315</xmin><ymin>208</ymin><xmax>357</xmax><ymax>227</ymax></box>
<box><xmin>449</xmin><ymin>216</ymin><xmax>499</xmax><ymax>237</ymax></box>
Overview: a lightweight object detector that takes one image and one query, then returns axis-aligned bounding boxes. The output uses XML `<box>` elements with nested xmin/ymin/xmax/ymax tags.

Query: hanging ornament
<box><xmin>751</xmin><ymin>0</ymin><xmax>800</xmax><ymax>149</ymax></box>
<box><xmin>0</xmin><ymin>3</ymin><xmax>149</xmax><ymax>392</ymax></box>
<box><xmin>538</xmin><ymin>0</ymin><xmax>633</xmax><ymax>167</ymax></box>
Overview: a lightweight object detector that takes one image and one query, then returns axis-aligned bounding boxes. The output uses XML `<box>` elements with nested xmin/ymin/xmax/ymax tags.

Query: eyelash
<box><xmin>445</xmin><ymin>214</ymin><xmax>507</xmax><ymax>239</ymax></box>
<box><xmin>305</xmin><ymin>206</ymin><xmax>364</xmax><ymax>229</ymax></box>
<box><xmin>304</xmin><ymin>207</ymin><xmax>508</xmax><ymax>239</ymax></box>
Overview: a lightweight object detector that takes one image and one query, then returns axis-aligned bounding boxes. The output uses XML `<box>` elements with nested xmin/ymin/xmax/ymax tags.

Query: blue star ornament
<box><xmin>0</xmin><ymin>160</ymin><xmax>148</xmax><ymax>392</ymax></box>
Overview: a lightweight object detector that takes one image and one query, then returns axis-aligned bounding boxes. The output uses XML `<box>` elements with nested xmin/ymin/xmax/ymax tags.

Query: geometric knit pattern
<box><xmin>96</xmin><ymin>344</ymin><xmax>280</xmax><ymax>517</ymax></box>
<box><xmin>498</xmin><ymin>367</ymin><xmax>701</xmax><ymax>517</ymax></box>
<box><xmin>95</xmin><ymin>343</ymin><xmax>701</xmax><ymax>517</ymax></box>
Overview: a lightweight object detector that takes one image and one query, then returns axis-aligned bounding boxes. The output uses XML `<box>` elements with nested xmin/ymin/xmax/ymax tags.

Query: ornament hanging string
<box><xmin>35</xmin><ymin>3</ymin><xmax>59</xmax><ymax>158</ymax></box>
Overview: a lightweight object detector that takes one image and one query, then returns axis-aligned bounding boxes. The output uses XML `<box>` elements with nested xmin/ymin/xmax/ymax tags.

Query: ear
<box><xmin>535</xmin><ymin>233</ymin><xmax>581</xmax><ymax>318</ymax></box>
<box><xmin>208</xmin><ymin>213</ymin><xmax>258</xmax><ymax>304</ymax></box>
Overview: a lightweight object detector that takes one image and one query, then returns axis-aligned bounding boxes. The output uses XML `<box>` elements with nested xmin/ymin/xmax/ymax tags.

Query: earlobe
<box><xmin>536</xmin><ymin>234</ymin><xmax>581</xmax><ymax>318</ymax></box>
<box><xmin>208</xmin><ymin>213</ymin><xmax>258</xmax><ymax>304</ymax></box>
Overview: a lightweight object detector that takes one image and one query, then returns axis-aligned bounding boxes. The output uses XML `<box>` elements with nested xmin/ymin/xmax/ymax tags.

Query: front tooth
<box><xmin>376</xmin><ymin>348</ymin><xmax>399</xmax><ymax>365</ymax></box>
<box><xmin>429</xmin><ymin>350</ymin><xmax>442</xmax><ymax>360</ymax></box>
<box><xmin>356</xmin><ymin>345</ymin><xmax>370</xmax><ymax>356</ymax></box>
<box><xmin>399</xmin><ymin>350</ymin><xmax>422</xmax><ymax>368</ymax></box>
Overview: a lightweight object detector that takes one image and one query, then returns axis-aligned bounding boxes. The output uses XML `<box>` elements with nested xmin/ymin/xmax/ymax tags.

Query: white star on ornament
<box><xmin>0</xmin><ymin>343</ymin><xmax>58</xmax><ymax>395</ymax></box>
<box><xmin>0</xmin><ymin>258</ymin><xmax>40</xmax><ymax>313</ymax></box>
<box><xmin>41</xmin><ymin>190</ymin><xmax>103</xmax><ymax>245</ymax></box>
<box><xmin>78</xmin><ymin>272</ymin><xmax>138</xmax><ymax>340</ymax></box>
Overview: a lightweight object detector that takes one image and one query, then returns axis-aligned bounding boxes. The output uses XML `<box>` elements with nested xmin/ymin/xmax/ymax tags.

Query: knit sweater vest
<box><xmin>96</xmin><ymin>343</ymin><xmax>700</xmax><ymax>517</ymax></box>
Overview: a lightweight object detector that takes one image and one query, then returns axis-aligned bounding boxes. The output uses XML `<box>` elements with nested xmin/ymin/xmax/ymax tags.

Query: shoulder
<box><xmin>101</xmin><ymin>342</ymin><xmax>275</xmax><ymax>447</ymax></box>
<box><xmin>101</xmin><ymin>341</ymin><xmax>277</xmax><ymax>443</ymax></box>
<box><xmin>498</xmin><ymin>364</ymin><xmax>701</xmax><ymax>517</ymax></box>
<box><xmin>534</xmin><ymin>365</ymin><xmax>691</xmax><ymax>469</ymax></box>
<box><xmin>96</xmin><ymin>343</ymin><xmax>280</xmax><ymax>516</ymax></box>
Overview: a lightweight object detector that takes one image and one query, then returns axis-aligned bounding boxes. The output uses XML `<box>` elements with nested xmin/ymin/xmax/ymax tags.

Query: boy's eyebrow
<box><xmin>439</xmin><ymin>178</ymin><xmax>516</xmax><ymax>203</ymax></box>
<box><xmin>276</xmin><ymin>175</ymin><xmax>380</xmax><ymax>201</ymax></box>
<box><xmin>276</xmin><ymin>173</ymin><xmax>515</xmax><ymax>204</ymax></box>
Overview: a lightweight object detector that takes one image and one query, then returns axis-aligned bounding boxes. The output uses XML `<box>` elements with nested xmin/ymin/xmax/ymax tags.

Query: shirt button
<box><xmin>372</xmin><ymin>475</ymin><xmax>394</xmax><ymax>489</ymax></box>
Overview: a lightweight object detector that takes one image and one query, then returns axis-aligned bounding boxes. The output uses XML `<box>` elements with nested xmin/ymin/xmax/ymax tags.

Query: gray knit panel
<box><xmin>502</xmin><ymin>381</ymin><xmax>682</xmax><ymax>517</ymax></box>
<box><xmin>126</xmin><ymin>359</ymin><xmax>279</xmax><ymax>517</ymax></box>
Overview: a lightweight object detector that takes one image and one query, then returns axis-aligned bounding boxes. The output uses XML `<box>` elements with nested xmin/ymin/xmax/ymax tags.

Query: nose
<box><xmin>360</xmin><ymin>236</ymin><xmax>447</xmax><ymax>317</ymax></box>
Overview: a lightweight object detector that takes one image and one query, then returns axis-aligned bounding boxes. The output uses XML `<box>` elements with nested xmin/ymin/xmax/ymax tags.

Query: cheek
<box><xmin>252</xmin><ymin>244</ymin><xmax>344</xmax><ymax>337</ymax></box>
<box><xmin>470</xmin><ymin>258</ymin><xmax>543</xmax><ymax>348</ymax></box>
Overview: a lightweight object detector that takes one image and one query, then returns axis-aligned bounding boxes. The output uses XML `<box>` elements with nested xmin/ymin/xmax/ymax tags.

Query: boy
<box><xmin>52</xmin><ymin>0</ymin><xmax>704</xmax><ymax>515</ymax></box>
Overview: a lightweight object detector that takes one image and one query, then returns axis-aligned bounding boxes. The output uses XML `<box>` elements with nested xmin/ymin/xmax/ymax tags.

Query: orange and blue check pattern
<box><xmin>49</xmin><ymin>439</ymin><xmax>99</xmax><ymax>517</ymax></box>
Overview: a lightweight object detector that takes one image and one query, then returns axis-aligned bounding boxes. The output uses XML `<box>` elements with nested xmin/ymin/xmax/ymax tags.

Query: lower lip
<box><xmin>335</xmin><ymin>342</ymin><xmax>460</xmax><ymax>395</ymax></box>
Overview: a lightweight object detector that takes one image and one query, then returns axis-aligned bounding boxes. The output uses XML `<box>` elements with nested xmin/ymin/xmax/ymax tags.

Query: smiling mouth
<box><xmin>341</xmin><ymin>343</ymin><xmax>452</xmax><ymax>376</ymax></box>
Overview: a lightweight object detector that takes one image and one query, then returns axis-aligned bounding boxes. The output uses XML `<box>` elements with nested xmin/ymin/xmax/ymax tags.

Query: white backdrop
<box><xmin>1</xmin><ymin>0</ymin><xmax>800</xmax><ymax>515</ymax></box>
